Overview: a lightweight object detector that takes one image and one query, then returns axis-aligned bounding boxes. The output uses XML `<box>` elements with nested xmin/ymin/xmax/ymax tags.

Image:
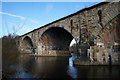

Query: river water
<box><xmin>8</xmin><ymin>53</ymin><xmax>120</xmax><ymax>79</ymax></box>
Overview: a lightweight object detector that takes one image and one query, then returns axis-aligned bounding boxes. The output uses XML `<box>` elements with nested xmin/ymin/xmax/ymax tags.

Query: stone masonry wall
<box><xmin>18</xmin><ymin>2</ymin><xmax>119</xmax><ymax>57</ymax></box>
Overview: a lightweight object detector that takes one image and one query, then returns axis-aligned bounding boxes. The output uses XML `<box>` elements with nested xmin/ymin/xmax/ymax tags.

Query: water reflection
<box><xmin>16</xmin><ymin>54</ymin><xmax>71</xmax><ymax>78</ymax></box>
<box><xmin>33</xmin><ymin>56</ymin><xmax>70</xmax><ymax>78</ymax></box>
<box><xmin>67</xmin><ymin>55</ymin><xmax>77</xmax><ymax>79</ymax></box>
<box><xmin>5</xmin><ymin>53</ymin><xmax>120</xmax><ymax>79</ymax></box>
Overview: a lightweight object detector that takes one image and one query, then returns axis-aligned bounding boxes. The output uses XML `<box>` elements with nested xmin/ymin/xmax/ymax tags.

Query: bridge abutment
<box><xmin>34</xmin><ymin>50</ymin><xmax>71</xmax><ymax>56</ymax></box>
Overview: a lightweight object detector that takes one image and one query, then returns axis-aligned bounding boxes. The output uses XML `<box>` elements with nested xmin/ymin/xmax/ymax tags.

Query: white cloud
<box><xmin>45</xmin><ymin>4</ymin><xmax>53</xmax><ymax>14</ymax></box>
<box><xmin>0</xmin><ymin>12</ymin><xmax>40</xmax><ymax>37</ymax></box>
<box><xmin>0</xmin><ymin>12</ymin><xmax>25</xmax><ymax>20</ymax></box>
<box><xmin>0</xmin><ymin>12</ymin><xmax>39</xmax><ymax>24</ymax></box>
<box><xmin>18</xmin><ymin>25</ymin><xmax>34</xmax><ymax>35</ymax></box>
<box><xmin>29</xmin><ymin>19</ymin><xmax>39</xmax><ymax>24</ymax></box>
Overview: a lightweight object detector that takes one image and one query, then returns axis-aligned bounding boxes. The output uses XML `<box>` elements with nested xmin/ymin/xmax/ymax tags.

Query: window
<box><xmin>98</xmin><ymin>10</ymin><xmax>102</xmax><ymax>16</ymax></box>
<box><xmin>98</xmin><ymin>10</ymin><xmax>102</xmax><ymax>22</ymax></box>
<box><xmin>38</xmin><ymin>32</ymin><xmax>39</xmax><ymax>37</ymax></box>
<box><xmin>70</xmin><ymin>20</ymin><xmax>73</xmax><ymax>26</ymax></box>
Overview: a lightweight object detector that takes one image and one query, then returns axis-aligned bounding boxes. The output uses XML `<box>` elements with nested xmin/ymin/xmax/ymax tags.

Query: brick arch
<box><xmin>40</xmin><ymin>27</ymin><xmax>74</xmax><ymax>50</ymax></box>
<box><xmin>22</xmin><ymin>36</ymin><xmax>33</xmax><ymax>49</ymax></box>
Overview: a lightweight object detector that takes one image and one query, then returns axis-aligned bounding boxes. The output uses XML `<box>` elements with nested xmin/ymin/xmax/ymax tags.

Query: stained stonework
<box><xmin>17</xmin><ymin>2</ymin><xmax>120</xmax><ymax>57</ymax></box>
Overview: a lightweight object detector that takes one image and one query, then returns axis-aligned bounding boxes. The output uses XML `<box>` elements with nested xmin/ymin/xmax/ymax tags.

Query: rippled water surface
<box><xmin>8</xmin><ymin>53</ymin><xmax>120</xmax><ymax>79</ymax></box>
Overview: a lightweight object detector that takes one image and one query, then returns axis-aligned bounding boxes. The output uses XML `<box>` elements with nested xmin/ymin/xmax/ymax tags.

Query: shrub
<box><xmin>2</xmin><ymin>34</ymin><xmax>19</xmax><ymax>78</ymax></box>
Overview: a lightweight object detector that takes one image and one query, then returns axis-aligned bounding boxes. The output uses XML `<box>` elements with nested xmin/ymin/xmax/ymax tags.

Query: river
<box><xmin>5</xmin><ymin>53</ymin><xmax>120</xmax><ymax>79</ymax></box>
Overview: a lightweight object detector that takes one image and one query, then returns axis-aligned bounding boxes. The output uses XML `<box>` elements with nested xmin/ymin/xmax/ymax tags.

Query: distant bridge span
<box><xmin>17</xmin><ymin>2</ymin><xmax>120</xmax><ymax>56</ymax></box>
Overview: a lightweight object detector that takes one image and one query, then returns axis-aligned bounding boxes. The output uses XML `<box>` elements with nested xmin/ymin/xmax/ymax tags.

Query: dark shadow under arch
<box><xmin>23</xmin><ymin>36</ymin><xmax>33</xmax><ymax>49</ymax></box>
<box><xmin>41</xmin><ymin>27</ymin><xmax>73</xmax><ymax>50</ymax></box>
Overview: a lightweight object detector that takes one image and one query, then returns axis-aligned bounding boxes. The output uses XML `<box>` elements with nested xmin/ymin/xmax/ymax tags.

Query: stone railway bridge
<box><xmin>17</xmin><ymin>2</ymin><xmax>120</xmax><ymax>57</ymax></box>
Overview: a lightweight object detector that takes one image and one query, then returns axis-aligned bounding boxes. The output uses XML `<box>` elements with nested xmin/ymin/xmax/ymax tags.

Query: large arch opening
<box><xmin>23</xmin><ymin>36</ymin><xmax>33</xmax><ymax>49</ymax></box>
<box><xmin>41</xmin><ymin>27</ymin><xmax>73</xmax><ymax>51</ymax></box>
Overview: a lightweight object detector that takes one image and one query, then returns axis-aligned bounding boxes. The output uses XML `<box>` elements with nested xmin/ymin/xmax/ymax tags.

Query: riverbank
<box><xmin>73</xmin><ymin>58</ymin><xmax>120</xmax><ymax>66</ymax></box>
<box><xmin>2</xmin><ymin>35</ymin><xmax>20</xmax><ymax>78</ymax></box>
<box><xmin>20</xmin><ymin>50</ymin><xmax>72</xmax><ymax>57</ymax></box>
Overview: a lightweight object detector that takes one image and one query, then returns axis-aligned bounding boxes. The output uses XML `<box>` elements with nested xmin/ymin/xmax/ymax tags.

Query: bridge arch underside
<box><xmin>22</xmin><ymin>36</ymin><xmax>33</xmax><ymax>53</ymax></box>
<box><xmin>41</xmin><ymin>27</ymin><xmax>73</xmax><ymax>51</ymax></box>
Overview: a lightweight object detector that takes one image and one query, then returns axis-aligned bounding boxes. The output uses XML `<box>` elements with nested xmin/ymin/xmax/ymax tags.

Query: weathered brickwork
<box><xmin>18</xmin><ymin>2</ymin><xmax>120</xmax><ymax>58</ymax></box>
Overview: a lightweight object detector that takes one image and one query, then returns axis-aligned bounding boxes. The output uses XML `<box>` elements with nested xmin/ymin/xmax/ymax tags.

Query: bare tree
<box><xmin>4</xmin><ymin>18</ymin><xmax>26</xmax><ymax>37</ymax></box>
